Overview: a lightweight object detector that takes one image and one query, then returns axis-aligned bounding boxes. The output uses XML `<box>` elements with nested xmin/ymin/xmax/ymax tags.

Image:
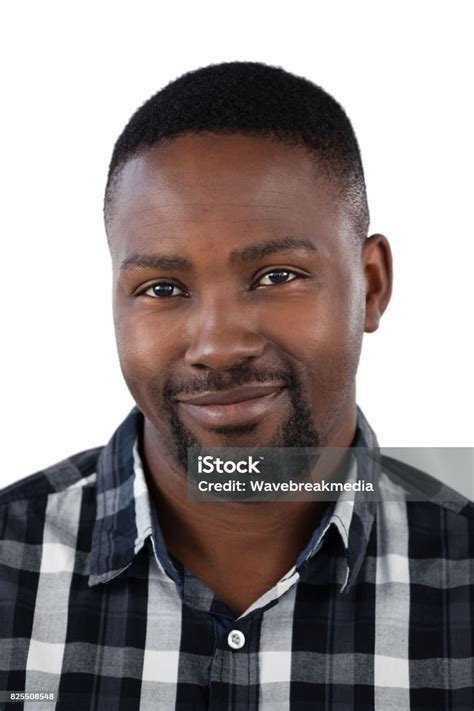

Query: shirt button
<box><xmin>227</xmin><ymin>629</ymin><xmax>246</xmax><ymax>650</ymax></box>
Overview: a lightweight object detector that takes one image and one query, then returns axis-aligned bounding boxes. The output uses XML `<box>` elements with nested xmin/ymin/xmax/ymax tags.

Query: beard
<box><xmin>157</xmin><ymin>361</ymin><xmax>322</xmax><ymax>474</ymax></box>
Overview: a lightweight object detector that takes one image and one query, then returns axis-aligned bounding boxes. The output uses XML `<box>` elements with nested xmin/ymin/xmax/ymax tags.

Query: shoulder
<box><xmin>0</xmin><ymin>447</ymin><xmax>103</xmax><ymax>548</ymax></box>
<box><xmin>380</xmin><ymin>453</ymin><xmax>473</xmax><ymax>518</ymax></box>
<box><xmin>0</xmin><ymin>446</ymin><xmax>102</xmax><ymax>506</ymax></box>
<box><xmin>379</xmin><ymin>454</ymin><xmax>473</xmax><ymax>563</ymax></box>
<box><xmin>0</xmin><ymin>446</ymin><xmax>104</xmax><ymax>588</ymax></box>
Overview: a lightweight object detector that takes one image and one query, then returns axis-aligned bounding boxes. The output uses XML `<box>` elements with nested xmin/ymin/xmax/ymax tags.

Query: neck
<box><xmin>140</xmin><ymin>398</ymin><xmax>357</xmax><ymax>615</ymax></box>
<box><xmin>144</xmin><ymin>396</ymin><xmax>356</xmax><ymax>523</ymax></box>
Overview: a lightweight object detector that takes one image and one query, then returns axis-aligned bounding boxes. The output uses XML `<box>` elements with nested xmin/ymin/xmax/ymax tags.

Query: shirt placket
<box><xmin>208</xmin><ymin>611</ymin><xmax>262</xmax><ymax>711</ymax></box>
<box><xmin>179</xmin><ymin>565</ymin><xmax>263</xmax><ymax>711</ymax></box>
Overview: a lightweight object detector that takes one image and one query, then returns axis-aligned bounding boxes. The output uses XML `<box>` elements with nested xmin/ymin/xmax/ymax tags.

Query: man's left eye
<box><xmin>257</xmin><ymin>270</ymin><xmax>297</xmax><ymax>286</ymax></box>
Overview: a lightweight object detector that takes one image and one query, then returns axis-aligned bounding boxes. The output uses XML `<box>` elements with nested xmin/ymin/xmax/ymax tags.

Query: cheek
<box><xmin>262</xmin><ymin>277</ymin><xmax>365</xmax><ymax>404</ymax></box>
<box><xmin>315</xmin><ymin>278</ymin><xmax>365</xmax><ymax>399</ymax></box>
<box><xmin>266</xmin><ymin>280</ymin><xmax>364</xmax><ymax>363</ymax></box>
<box><xmin>114</xmin><ymin>309</ymin><xmax>178</xmax><ymax>387</ymax></box>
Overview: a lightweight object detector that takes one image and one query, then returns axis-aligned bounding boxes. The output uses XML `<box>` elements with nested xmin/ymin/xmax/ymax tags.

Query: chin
<box><xmin>195</xmin><ymin>424</ymin><xmax>277</xmax><ymax>449</ymax></box>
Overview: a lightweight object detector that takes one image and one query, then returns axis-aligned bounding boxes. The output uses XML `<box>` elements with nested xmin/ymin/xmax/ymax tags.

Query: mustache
<box><xmin>162</xmin><ymin>364</ymin><xmax>296</xmax><ymax>402</ymax></box>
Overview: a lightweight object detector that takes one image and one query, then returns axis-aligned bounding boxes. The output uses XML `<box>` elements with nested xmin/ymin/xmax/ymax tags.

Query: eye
<box><xmin>256</xmin><ymin>269</ymin><xmax>298</xmax><ymax>287</ymax></box>
<box><xmin>143</xmin><ymin>282</ymin><xmax>186</xmax><ymax>298</ymax></box>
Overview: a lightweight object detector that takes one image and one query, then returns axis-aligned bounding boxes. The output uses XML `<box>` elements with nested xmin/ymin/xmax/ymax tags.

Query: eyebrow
<box><xmin>120</xmin><ymin>254</ymin><xmax>193</xmax><ymax>272</ymax></box>
<box><xmin>119</xmin><ymin>236</ymin><xmax>318</xmax><ymax>272</ymax></box>
<box><xmin>229</xmin><ymin>236</ymin><xmax>318</xmax><ymax>264</ymax></box>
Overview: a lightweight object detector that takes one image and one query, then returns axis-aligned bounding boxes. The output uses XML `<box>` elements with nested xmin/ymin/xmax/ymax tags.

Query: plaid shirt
<box><xmin>0</xmin><ymin>407</ymin><xmax>472</xmax><ymax>710</ymax></box>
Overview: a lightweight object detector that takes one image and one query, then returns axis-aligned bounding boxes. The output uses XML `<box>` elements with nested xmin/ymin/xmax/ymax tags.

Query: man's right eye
<box><xmin>143</xmin><ymin>282</ymin><xmax>186</xmax><ymax>298</ymax></box>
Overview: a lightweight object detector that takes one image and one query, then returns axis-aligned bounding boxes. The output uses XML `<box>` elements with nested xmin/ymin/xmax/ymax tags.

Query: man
<box><xmin>0</xmin><ymin>62</ymin><xmax>472</xmax><ymax>710</ymax></box>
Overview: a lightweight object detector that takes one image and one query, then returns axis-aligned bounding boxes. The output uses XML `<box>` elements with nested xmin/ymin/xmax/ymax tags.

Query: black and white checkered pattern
<box><xmin>0</xmin><ymin>406</ymin><xmax>472</xmax><ymax>710</ymax></box>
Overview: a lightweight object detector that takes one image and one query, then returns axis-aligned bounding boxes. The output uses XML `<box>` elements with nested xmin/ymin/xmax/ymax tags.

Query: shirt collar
<box><xmin>89</xmin><ymin>407</ymin><xmax>155</xmax><ymax>585</ymax></box>
<box><xmin>89</xmin><ymin>405</ymin><xmax>380</xmax><ymax>592</ymax></box>
<box><xmin>299</xmin><ymin>406</ymin><xmax>379</xmax><ymax>593</ymax></box>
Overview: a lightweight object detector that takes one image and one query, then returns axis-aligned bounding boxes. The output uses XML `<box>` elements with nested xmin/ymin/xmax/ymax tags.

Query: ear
<box><xmin>362</xmin><ymin>234</ymin><xmax>393</xmax><ymax>333</ymax></box>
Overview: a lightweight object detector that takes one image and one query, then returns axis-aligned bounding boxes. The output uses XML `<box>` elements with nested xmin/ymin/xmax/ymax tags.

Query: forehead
<box><xmin>108</xmin><ymin>133</ymin><xmax>350</xmax><ymax>261</ymax></box>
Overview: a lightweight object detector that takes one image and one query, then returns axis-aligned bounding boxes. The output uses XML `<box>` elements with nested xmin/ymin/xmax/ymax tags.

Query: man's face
<box><xmin>109</xmin><ymin>133</ymin><xmax>368</xmax><ymax>470</ymax></box>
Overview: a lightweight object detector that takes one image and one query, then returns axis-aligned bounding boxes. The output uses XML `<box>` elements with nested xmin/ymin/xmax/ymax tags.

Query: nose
<box><xmin>184</xmin><ymin>296</ymin><xmax>266</xmax><ymax>370</ymax></box>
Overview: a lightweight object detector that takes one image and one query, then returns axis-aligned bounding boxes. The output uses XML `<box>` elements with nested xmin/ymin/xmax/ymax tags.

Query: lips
<box><xmin>175</xmin><ymin>383</ymin><xmax>287</xmax><ymax>428</ymax></box>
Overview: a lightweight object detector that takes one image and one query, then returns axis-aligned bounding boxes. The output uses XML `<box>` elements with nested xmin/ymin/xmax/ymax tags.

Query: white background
<box><xmin>1</xmin><ymin>1</ymin><xmax>473</xmax><ymax>491</ymax></box>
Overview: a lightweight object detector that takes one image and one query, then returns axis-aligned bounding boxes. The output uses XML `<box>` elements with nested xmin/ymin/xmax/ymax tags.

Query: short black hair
<box><xmin>104</xmin><ymin>61</ymin><xmax>369</xmax><ymax>240</ymax></box>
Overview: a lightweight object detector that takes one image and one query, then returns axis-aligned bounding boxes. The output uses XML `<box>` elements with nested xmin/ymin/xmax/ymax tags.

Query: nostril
<box><xmin>186</xmin><ymin>353</ymin><xmax>258</xmax><ymax>371</ymax></box>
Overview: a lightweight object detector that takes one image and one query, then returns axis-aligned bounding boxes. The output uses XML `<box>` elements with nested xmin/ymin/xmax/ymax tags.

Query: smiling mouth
<box><xmin>175</xmin><ymin>383</ymin><xmax>288</xmax><ymax>428</ymax></box>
